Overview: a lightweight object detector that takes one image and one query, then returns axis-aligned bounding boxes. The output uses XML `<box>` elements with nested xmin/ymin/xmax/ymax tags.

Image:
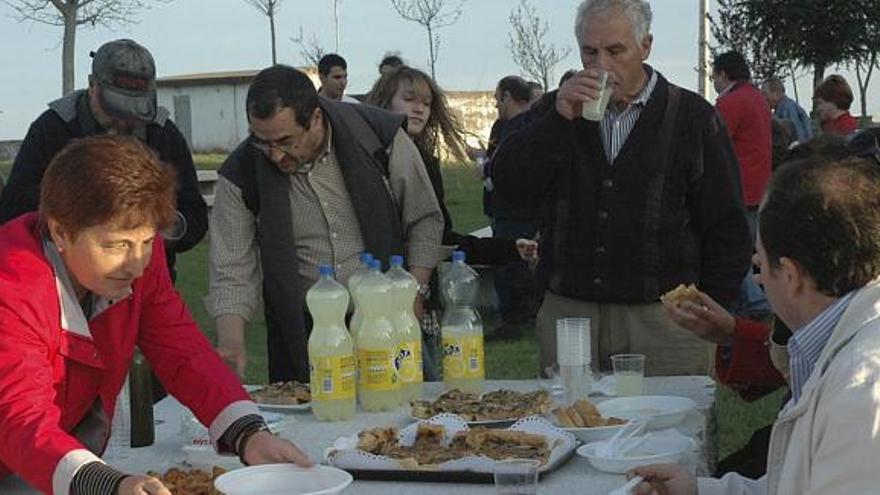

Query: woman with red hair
<box><xmin>0</xmin><ymin>135</ymin><xmax>311</xmax><ymax>495</ymax></box>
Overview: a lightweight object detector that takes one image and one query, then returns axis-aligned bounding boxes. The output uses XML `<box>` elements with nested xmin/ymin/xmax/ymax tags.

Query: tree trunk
<box><xmin>62</xmin><ymin>6</ymin><xmax>77</xmax><ymax>95</ymax></box>
<box><xmin>270</xmin><ymin>9</ymin><xmax>277</xmax><ymax>65</ymax></box>
<box><xmin>811</xmin><ymin>63</ymin><xmax>826</xmax><ymax>112</ymax></box>
<box><xmin>427</xmin><ymin>25</ymin><xmax>435</xmax><ymax>80</ymax></box>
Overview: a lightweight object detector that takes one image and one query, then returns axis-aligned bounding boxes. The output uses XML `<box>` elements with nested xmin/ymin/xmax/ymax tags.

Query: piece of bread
<box><xmin>660</xmin><ymin>283</ymin><xmax>701</xmax><ymax>307</ymax></box>
<box><xmin>551</xmin><ymin>407</ymin><xmax>577</xmax><ymax>427</ymax></box>
<box><xmin>572</xmin><ymin>399</ymin><xmax>600</xmax><ymax>422</ymax></box>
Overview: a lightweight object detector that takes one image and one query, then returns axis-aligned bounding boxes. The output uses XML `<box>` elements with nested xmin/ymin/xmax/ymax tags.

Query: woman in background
<box><xmin>367</xmin><ymin>67</ymin><xmax>536</xmax><ymax>377</ymax></box>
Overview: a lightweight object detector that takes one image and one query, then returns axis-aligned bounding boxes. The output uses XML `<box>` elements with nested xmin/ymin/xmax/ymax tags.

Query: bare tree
<box><xmin>290</xmin><ymin>26</ymin><xmax>327</xmax><ymax>67</ymax></box>
<box><xmin>390</xmin><ymin>0</ymin><xmax>464</xmax><ymax>79</ymax></box>
<box><xmin>243</xmin><ymin>0</ymin><xmax>284</xmax><ymax>65</ymax></box>
<box><xmin>507</xmin><ymin>0</ymin><xmax>570</xmax><ymax>91</ymax></box>
<box><xmin>4</xmin><ymin>0</ymin><xmax>169</xmax><ymax>95</ymax></box>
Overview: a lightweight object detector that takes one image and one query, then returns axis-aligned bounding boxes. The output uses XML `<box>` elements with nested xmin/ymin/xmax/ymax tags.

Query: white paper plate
<box><xmin>214</xmin><ymin>464</ymin><xmax>352</xmax><ymax>495</ymax></box>
<box><xmin>246</xmin><ymin>384</ymin><xmax>311</xmax><ymax>412</ymax></box>
<box><xmin>559</xmin><ymin>422</ymin><xmax>630</xmax><ymax>443</ymax></box>
<box><xmin>596</xmin><ymin>396</ymin><xmax>696</xmax><ymax>430</ymax></box>
<box><xmin>326</xmin><ymin>413</ymin><xmax>577</xmax><ymax>474</ymax></box>
<box><xmin>576</xmin><ymin>431</ymin><xmax>694</xmax><ymax>474</ymax></box>
<box><xmin>408</xmin><ymin>412</ymin><xmax>515</xmax><ymax>427</ymax></box>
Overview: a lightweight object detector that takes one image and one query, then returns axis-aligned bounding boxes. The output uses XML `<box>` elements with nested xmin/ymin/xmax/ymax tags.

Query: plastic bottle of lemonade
<box><xmin>355</xmin><ymin>259</ymin><xmax>401</xmax><ymax>411</ymax></box>
<box><xmin>440</xmin><ymin>251</ymin><xmax>485</xmax><ymax>393</ymax></box>
<box><xmin>386</xmin><ymin>255</ymin><xmax>423</xmax><ymax>402</ymax></box>
<box><xmin>347</xmin><ymin>252</ymin><xmax>373</xmax><ymax>341</ymax></box>
<box><xmin>307</xmin><ymin>265</ymin><xmax>357</xmax><ymax>421</ymax></box>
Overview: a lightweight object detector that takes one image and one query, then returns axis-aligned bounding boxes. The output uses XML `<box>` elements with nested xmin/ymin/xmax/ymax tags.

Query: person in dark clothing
<box><xmin>0</xmin><ymin>39</ymin><xmax>207</xmax><ymax>281</ymax></box>
<box><xmin>484</xmin><ymin>75</ymin><xmax>544</xmax><ymax>339</ymax></box>
<box><xmin>366</xmin><ymin>66</ymin><xmax>538</xmax><ymax>375</ymax></box>
<box><xmin>491</xmin><ymin>0</ymin><xmax>752</xmax><ymax>375</ymax></box>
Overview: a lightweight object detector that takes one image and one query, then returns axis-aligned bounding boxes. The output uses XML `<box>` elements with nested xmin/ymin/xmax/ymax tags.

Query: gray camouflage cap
<box><xmin>90</xmin><ymin>39</ymin><xmax>157</xmax><ymax>122</ymax></box>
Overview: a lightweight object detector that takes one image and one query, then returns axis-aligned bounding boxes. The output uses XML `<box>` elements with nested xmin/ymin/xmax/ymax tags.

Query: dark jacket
<box><xmin>218</xmin><ymin>98</ymin><xmax>406</xmax><ymax>383</ymax></box>
<box><xmin>484</xmin><ymin>112</ymin><xmax>545</xmax><ymax>221</ymax></box>
<box><xmin>419</xmin><ymin>149</ymin><xmax>519</xmax><ymax>266</ymax></box>
<box><xmin>0</xmin><ymin>90</ymin><xmax>207</xmax><ymax>277</ymax></box>
<box><xmin>492</xmin><ymin>74</ymin><xmax>751</xmax><ymax>305</ymax></box>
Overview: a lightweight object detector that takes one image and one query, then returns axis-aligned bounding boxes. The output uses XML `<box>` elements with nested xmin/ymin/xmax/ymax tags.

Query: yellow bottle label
<box><xmin>309</xmin><ymin>355</ymin><xmax>356</xmax><ymax>401</ymax></box>
<box><xmin>357</xmin><ymin>349</ymin><xmax>399</xmax><ymax>391</ymax></box>
<box><xmin>442</xmin><ymin>335</ymin><xmax>485</xmax><ymax>379</ymax></box>
<box><xmin>397</xmin><ymin>339</ymin><xmax>423</xmax><ymax>384</ymax></box>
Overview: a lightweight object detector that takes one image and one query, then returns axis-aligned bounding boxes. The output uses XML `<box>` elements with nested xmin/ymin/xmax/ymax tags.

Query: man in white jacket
<box><xmin>633</xmin><ymin>155</ymin><xmax>880</xmax><ymax>494</ymax></box>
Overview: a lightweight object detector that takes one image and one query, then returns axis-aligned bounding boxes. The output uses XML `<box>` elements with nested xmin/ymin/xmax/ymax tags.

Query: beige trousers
<box><xmin>536</xmin><ymin>291</ymin><xmax>714</xmax><ymax>376</ymax></box>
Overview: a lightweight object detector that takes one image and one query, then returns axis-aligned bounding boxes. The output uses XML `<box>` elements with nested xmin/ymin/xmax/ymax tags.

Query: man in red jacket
<box><xmin>713</xmin><ymin>51</ymin><xmax>773</xmax><ymax>318</ymax></box>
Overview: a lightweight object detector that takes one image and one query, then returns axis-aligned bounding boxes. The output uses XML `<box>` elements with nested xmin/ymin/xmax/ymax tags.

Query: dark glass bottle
<box><xmin>129</xmin><ymin>348</ymin><xmax>155</xmax><ymax>447</ymax></box>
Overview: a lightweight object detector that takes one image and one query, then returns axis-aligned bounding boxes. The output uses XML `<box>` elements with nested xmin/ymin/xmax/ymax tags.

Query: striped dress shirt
<box><xmin>788</xmin><ymin>291</ymin><xmax>855</xmax><ymax>404</ymax></box>
<box><xmin>600</xmin><ymin>67</ymin><xmax>659</xmax><ymax>163</ymax></box>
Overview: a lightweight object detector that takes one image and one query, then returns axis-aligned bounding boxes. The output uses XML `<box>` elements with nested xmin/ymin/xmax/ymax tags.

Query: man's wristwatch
<box><xmin>417</xmin><ymin>283</ymin><xmax>431</xmax><ymax>298</ymax></box>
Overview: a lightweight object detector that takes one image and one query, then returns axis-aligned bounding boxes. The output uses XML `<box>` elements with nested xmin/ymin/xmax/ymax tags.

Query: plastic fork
<box><xmin>608</xmin><ymin>475</ymin><xmax>644</xmax><ymax>495</ymax></box>
<box><xmin>598</xmin><ymin>420</ymin><xmax>647</xmax><ymax>457</ymax></box>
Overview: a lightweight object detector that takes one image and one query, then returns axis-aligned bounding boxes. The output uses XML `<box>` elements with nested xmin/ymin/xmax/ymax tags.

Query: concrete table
<box><xmin>1</xmin><ymin>377</ymin><xmax>717</xmax><ymax>494</ymax></box>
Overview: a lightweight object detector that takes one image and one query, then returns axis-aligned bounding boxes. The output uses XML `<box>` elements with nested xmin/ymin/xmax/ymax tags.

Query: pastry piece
<box><xmin>660</xmin><ymin>283</ymin><xmax>702</xmax><ymax>307</ymax></box>
<box><xmin>552</xmin><ymin>407</ymin><xmax>577</xmax><ymax>427</ymax></box>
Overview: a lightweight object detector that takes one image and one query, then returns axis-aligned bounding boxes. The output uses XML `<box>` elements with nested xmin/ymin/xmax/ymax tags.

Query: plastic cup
<box><xmin>611</xmin><ymin>354</ymin><xmax>646</xmax><ymax>396</ymax></box>
<box><xmin>494</xmin><ymin>458</ymin><xmax>539</xmax><ymax>495</ymax></box>
<box><xmin>582</xmin><ymin>69</ymin><xmax>613</xmax><ymax>121</ymax></box>
<box><xmin>556</xmin><ymin>318</ymin><xmax>592</xmax><ymax>402</ymax></box>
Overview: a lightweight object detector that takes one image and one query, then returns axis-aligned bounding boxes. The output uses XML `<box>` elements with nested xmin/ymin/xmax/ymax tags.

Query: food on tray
<box><xmin>146</xmin><ymin>467</ymin><xmax>226</xmax><ymax>495</ymax></box>
<box><xmin>551</xmin><ymin>399</ymin><xmax>627</xmax><ymax>428</ymax></box>
<box><xmin>355</xmin><ymin>424</ymin><xmax>554</xmax><ymax>469</ymax></box>
<box><xmin>249</xmin><ymin>381</ymin><xmax>311</xmax><ymax>405</ymax></box>
<box><xmin>660</xmin><ymin>283</ymin><xmax>702</xmax><ymax>307</ymax></box>
<box><xmin>410</xmin><ymin>388</ymin><xmax>552</xmax><ymax>421</ymax></box>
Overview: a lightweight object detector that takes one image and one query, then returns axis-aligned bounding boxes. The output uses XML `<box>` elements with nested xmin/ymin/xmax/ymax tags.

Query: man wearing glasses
<box><xmin>208</xmin><ymin>65</ymin><xmax>444</xmax><ymax>383</ymax></box>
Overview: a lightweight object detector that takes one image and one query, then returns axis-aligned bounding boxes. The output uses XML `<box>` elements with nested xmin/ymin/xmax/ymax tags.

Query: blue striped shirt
<box><xmin>788</xmin><ymin>291</ymin><xmax>855</xmax><ymax>404</ymax></box>
<box><xmin>600</xmin><ymin>66</ymin><xmax>658</xmax><ymax>163</ymax></box>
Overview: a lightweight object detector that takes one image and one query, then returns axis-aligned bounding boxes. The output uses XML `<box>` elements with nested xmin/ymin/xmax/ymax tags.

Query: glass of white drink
<box><xmin>611</xmin><ymin>353</ymin><xmax>646</xmax><ymax>396</ymax></box>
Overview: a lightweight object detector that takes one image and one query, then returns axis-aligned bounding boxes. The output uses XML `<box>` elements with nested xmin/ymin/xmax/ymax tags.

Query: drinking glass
<box><xmin>611</xmin><ymin>354</ymin><xmax>646</xmax><ymax>396</ymax></box>
<box><xmin>494</xmin><ymin>458</ymin><xmax>539</xmax><ymax>495</ymax></box>
<box><xmin>582</xmin><ymin>69</ymin><xmax>613</xmax><ymax>121</ymax></box>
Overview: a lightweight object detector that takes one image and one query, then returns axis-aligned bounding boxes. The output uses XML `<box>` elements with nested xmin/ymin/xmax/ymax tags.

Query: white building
<box><xmin>156</xmin><ymin>68</ymin><xmax>320</xmax><ymax>153</ymax></box>
<box><xmin>157</xmin><ymin>68</ymin><xmax>496</xmax><ymax>155</ymax></box>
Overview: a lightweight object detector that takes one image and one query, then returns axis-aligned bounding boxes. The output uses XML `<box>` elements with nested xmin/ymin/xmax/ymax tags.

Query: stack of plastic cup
<box><xmin>103</xmin><ymin>378</ymin><xmax>132</xmax><ymax>462</ymax></box>
<box><xmin>556</xmin><ymin>318</ymin><xmax>592</xmax><ymax>404</ymax></box>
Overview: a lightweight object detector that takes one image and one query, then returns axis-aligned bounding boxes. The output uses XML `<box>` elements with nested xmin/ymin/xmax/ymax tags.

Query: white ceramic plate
<box><xmin>596</xmin><ymin>395</ymin><xmax>696</xmax><ymax>430</ymax></box>
<box><xmin>214</xmin><ymin>464</ymin><xmax>352</xmax><ymax>495</ymax></box>
<box><xmin>576</xmin><ymin>434</ymin><xmax>693</xmax><ymax>474</ymax></box>
<box><xmin>246</xmin><ymin>384</ymin><xmax>311</xmax><ymax>412</ymax></box>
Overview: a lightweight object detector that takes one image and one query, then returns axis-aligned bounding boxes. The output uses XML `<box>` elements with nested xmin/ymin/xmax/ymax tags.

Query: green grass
<box><xmin>173</xmin><ymin>153</ymin><xmax>777</xmax><ymax>462</ymax></box>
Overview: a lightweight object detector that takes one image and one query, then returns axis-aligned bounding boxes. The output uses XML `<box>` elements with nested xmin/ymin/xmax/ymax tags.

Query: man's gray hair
<box><xmin>574</xmin><ymin>0</ymin><xmax>653</xmax><ymax>43</ymax></box>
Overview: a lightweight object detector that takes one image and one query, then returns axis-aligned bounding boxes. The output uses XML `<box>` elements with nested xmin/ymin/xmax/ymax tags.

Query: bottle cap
<box><xmin>360</xmin><ymin>252</ymin><xmax>374</xmax><ymax>264</ymax></box>
<box><xmin>318</xmin><ymin>265</ymin><xmax>334</xmax><ymax>277</ymax></box>
<box><xmin>390</xmin><ymin>255</ymin><xmax>404</xmax><ymax>267</ymax></box>
<box><xmin>452</xmin><ymin>250</ymin><xmax>466</xmax><ymax>263</ymax></box>
<box><xmin>368</xmin><ymin>259</ymin><xmax>382</xmax><ymax>270</ymax></box>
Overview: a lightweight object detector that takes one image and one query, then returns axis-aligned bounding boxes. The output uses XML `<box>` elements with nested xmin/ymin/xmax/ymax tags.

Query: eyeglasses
<box><xmin>249</xmin><ymin>128</ymin><xmax>308</xmax><ymax>157</ymax></box>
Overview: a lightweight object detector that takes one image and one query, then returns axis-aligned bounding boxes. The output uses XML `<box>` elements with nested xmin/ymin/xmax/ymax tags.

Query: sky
<box><xmin>1</xmin><ymin>0</ymin><xmax>877</xmax><ymax>140</ymax></box>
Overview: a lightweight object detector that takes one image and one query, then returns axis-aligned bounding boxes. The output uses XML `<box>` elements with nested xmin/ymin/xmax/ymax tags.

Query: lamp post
<box><xmin>697</xmin><ymin>0</ymin><xmax>711</xmax><ymax>99</ymax></box>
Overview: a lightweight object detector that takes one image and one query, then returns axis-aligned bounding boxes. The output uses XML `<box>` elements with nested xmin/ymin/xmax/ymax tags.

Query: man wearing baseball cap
<box><xmin>0</xmin><ymin>39</ymin><xmax>207</xmax><ymax>280</ymax></box>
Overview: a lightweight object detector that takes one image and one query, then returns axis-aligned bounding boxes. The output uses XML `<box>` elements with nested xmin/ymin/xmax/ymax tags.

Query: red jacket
<box><xmin>715</xmin><ymin>81</ymin><xmax>772</xmax><ymax>207</ymax></box>
<box><xmin>715</xmin><ymin>317</ymin><xmax>786</xmax><ymax>400</ymax></box>
<box><xmin>0</xmin><ymin>214</ymin><xmax>253</xmax><ymax>494</ymax></box>
<box><xmin>822</xmin><ymin>111</ymin><xmax>859</xmax><ymax>136</ymax></box>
